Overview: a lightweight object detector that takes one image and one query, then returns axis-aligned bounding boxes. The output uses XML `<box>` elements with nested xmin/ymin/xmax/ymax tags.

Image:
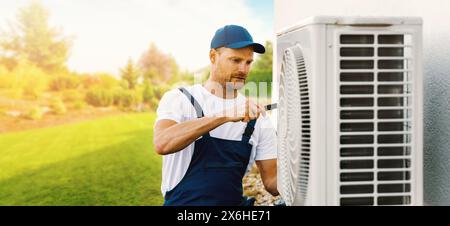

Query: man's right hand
<box><xmin>154</xmin><ymin>98</ymin><xmax>265</xmax><ymax>155</ymax></box>
<box><xmin>219</xmin><ymin>98</ymin><xmax>266</xmax><ymax>123</ymax></box>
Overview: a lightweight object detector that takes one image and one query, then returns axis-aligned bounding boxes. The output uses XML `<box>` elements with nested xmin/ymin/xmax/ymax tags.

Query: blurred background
<box><xmin>0</xmin><ymin>0</ymin><xmax>274</xmax><ymax>205</ymax></box>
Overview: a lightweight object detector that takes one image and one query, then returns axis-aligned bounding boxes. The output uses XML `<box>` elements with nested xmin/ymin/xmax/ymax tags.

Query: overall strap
<box><xmin>179</xmin><ymin>87</ymin><xmax>204</xmax><ymax>118</ymax></box>
<box><xmin>178</xmin><ymin>87</ymin><xmax>209</xmax><ymax>138</ymax></box>
<box><xmin>242</xmin><ymin>119</ymin><xmax>257</xmax><ymax>143</ymax></box>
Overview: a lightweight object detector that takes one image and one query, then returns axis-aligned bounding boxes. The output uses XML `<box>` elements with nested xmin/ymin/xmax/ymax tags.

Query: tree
<box><xmin>0</xmin><ymin>2</ymin><xmax>71</xmax><ymax>73</ymax></box>
<box><xmin>253</xmin><ymin>40</ymin><xmax>273</xmax><ymax>73</ymax></box>
<box><xmin>247</xmin><ymin>40</ymin><xmax>273</xmax><ymax>83</ymax></box>
<box><xmin>245</xmin><ymin>41</ymin><xmax>273</xmax><ymax>97</ymax></box>
<box><xmin>139</xmin><ymin>43</ymin><xmax>179</xmax><ymax>85</ymax></box>
<box><xmin>120</xmin><ymin>58</ymin><xmax>140</xmax><ymax>90</ymax></box>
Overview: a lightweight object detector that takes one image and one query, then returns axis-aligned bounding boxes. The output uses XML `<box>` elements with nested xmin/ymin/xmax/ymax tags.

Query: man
<box><xmin>153</xmin><ymin>25</ymin><xmax>278</xmax><ymax>206</ymax></box>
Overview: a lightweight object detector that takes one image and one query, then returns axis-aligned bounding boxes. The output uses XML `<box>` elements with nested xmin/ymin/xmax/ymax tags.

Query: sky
<box><xmin>0</xmin><ymin>0</ymin><xmax>274</xmax><ymax>76</ymax></box>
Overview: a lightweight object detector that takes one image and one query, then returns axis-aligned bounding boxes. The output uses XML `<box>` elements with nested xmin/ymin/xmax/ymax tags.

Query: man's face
<box><xmin>210</xmin><ymin>46</ymin><xmax>254</xmax><ymax>90</ymax></box>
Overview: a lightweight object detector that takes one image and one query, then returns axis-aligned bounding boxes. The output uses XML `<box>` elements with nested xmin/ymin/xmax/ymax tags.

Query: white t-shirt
<box><xmin>155</xmin><ymin>84</ymin><xmax>277</xmax><ymax>196</ymax></box>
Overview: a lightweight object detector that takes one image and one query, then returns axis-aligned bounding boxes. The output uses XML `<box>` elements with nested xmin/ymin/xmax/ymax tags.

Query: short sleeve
<box><xmin>155</xmin><ymin>89</ymin><xmax>184</xmax><ymax>124</ymax></box>
<box><xmin>254</xmin><ymin>116</ymin><xmax>277</xmax><ymax>161</ymax></box>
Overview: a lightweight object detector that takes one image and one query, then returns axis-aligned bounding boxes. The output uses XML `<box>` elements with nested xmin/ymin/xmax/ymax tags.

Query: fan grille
<box><xmin>278</xmin><ymin>45</ymin><xmax>310</xmax><ymax>205</ymax></box>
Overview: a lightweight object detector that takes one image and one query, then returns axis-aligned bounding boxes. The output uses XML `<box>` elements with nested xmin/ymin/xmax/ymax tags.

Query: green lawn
<box><xmin>0</xmin><ymin>113</ymin><xmax>163</xmax><ymax>205</ymax></box>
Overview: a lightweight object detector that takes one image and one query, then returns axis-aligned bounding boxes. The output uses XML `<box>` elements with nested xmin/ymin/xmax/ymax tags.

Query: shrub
<box><xmin>153</xmin><ymin>85</ymin><xmax>169</xmax><ymax>100</ymax></box>
<box><xmin>112</xmin><ymin>88</ymin><xmax>122</xmax><ymax>106</ymax></box>
<box><xmin>142</xmin><ymin>82</ymin><xmax>154</xmax><ymax>104</ymax></box>
<box><xmin>149</xmin><ymin>97</ymin><xmax>160</xmax><ymax>111</ymax></box>
<box><xmin>24</xmin><ymin>106</ymin><xmax>44</xmax><ymax>120</ymax></box>
<box><xmin>97</xmin><ymin>73</ymin><xmax>119</xmax><ymax>89</ymax></box>
<box><xmin>50</xmin><ymin>98</ymin><xmax>66</xmax><ymax>115</ymax></box>
<box><xmin>81</xmin><ymin>73</ymin><xmax>119</xmax><ymax>90</ymax></box>
<box><xmin>112</xmin><ymin>88</ymin><xmax>143</xmax><ymax>111</ymax></box>
<box><xmin>0</xmin><ymin>89</ymin><xmax>22</xmax><ymax>99</ymax></box>
<box><xmin>247</xmin><ymin>69</ymin><xmax>272</xmax><ymax>83</ymax></box>
<box><xmin>85</xmin><ymin>89</ymin><xmax>114</xmax><ymax>107</ymax></box>
<box><xmin>140</xmin><ymin>104</ymin><xmax>152</xmax><ymax>112</ymax></box>
<box><xmin>73</xmin><ymin>100</ymin><xmax>86</xmax><ymax>110</ymax></box>
<box><xmin>0</xmin><ymin>66</ymin><xmax>12</xmax><ymax>89</ymax></box>
<box><xmin>0</xmin><ymin>63</ymin><xmax>48</xmax><ymax>99</ymax></box>
<box><xmin>244</xmin><ymin>69</ymin><xmax>272</xmax><ymax>97</ymax></box>
<box><xmin>62</xmin><ymin>89</ymin><xmax>84</xmax><ymax>103</ymax></box>
<box><xmin>142</xmin><ymin>83</ymin><xmax>169</xmax><ymax>104</ymax></box>
<box><xmin>134</xmin><ymin>87</ymin><xmax>143</xmax><ymax>104</ymax></box>
<box><xmin>14</xmin><ymin>63</ymin><xmax>49</xmax><ymax>99</ymax></box>
<box><xmin>118</xmin><ymin>90</ymin><xmax>134</xmax><ymax>109</ymax></box>
<box><xmin>119</xmin><ymin>80</ymin><xmax>129</xmax><ymax>90</ymax></box>
<box><xmin>23</xmin><ymin>73</ymin><xmax>48</xmax><ymax>99</ymax></box>
<box><xmin>49</xmin><ymin>74</ymin><xmax>80</xmax><ymax>91</ymax></box>
<box><xmin>81</xmin><ymin>74</ymin><xmax>101</xmax><ymax>89</ymax></box>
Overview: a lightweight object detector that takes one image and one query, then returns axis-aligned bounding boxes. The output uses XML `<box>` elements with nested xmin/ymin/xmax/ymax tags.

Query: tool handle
<box><xmin>264</xmin><ymin>103</ymin><xmax>277</xmax><ymax>111</ymax></box>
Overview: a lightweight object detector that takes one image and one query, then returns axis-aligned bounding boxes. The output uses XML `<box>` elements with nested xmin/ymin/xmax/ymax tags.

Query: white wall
<box><xmin>275</xmin><ymin>0</ymin><xmax>450</xmax><ymax>205</ymax></box>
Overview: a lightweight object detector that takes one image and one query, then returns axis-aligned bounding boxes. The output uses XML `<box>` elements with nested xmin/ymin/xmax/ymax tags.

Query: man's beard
<box><xmin>227</xmin><ymin>73</ymin><xmax>246</xmax><ymax>90</ymax></box>
<box><xmin>226</xmin><ymin>80</ymin><xmax>245</xmax><ymax>91</ymax></box>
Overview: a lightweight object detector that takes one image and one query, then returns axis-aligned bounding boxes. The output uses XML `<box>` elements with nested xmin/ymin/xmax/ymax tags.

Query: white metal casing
<box><xmin>275</xmin><ymin>16</ymin><xmax>423</xmax><ymax>206</ymax></box>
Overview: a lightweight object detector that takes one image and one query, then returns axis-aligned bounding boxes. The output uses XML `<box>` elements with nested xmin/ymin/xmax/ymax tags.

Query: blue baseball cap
<box><xmin>210</xmin><ymin>25</ymin><xmax>265</xmax><ymax>54</ymax></box>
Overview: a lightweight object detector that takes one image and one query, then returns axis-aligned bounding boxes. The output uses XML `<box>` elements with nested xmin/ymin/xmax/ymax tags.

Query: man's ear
<box><xmin>209</xmin><ymin>49</ymin><xmax>216</xmax><ymax>64</ymax></box>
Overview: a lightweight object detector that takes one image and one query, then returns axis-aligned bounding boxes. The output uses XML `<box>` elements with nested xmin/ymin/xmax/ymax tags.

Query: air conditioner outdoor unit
<box><xmin>275</xmin><ymin>16</ymin><xmax>423</xmax><ymax>206</ymax></box>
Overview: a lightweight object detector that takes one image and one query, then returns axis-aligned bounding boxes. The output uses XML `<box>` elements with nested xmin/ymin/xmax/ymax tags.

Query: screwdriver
<box><xmin>264</xmin><ymin>103</ymin><xmax>277</xmax><ymax>111</ymax></box>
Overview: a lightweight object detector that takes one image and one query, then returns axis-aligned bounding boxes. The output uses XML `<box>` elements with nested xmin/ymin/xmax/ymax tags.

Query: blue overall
<box><xmin>163</xmin><ymin>87</ymin><xmax>256</xmax><ymax>206</ymax></box>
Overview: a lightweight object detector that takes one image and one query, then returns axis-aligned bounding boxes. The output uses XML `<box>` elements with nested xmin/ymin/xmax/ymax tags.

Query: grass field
<box><xmin>0</xmin><ymin>113</ymin><xmax>163</xmax><ymax>205</ymax></box>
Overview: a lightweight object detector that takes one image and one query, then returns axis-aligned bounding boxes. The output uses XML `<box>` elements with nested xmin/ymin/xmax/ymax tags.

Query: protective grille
<box><xmin>295</xmin><ymin>47</ymin><xmax>311</xmax><ymax>198</ymax></box>
<box><xmin>338</xmin><ymin>33</ymin><xmax>414</xmax><ymax>206</ymax></box>
<box><xmin>278</xmin><ymin>45</ymin><xmax>310</xmax><ymax>205</ymax></box>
